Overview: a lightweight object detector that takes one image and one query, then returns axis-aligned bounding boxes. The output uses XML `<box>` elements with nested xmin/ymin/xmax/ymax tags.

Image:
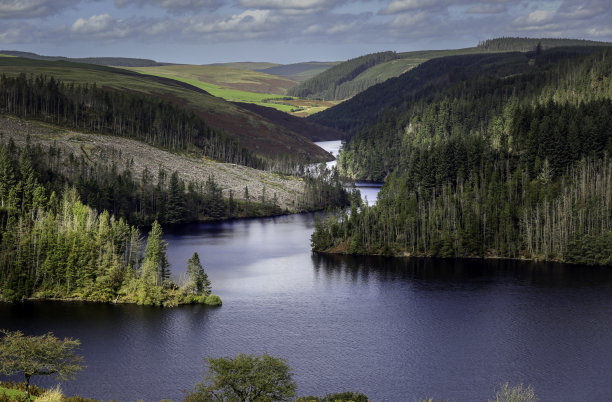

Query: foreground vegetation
<box><xmin>312</xmin><ymin>46</ymin><xmax>612</xmax><ymax>265</ymax></box>
<box><xmin>1</xmin><ymin>341</ymin><xmax>538</xmax><ymax>401</ymax></box>
<box><xmin>0</xmin><ymin>330</ymin><xmax>83</xmax><ymax>399</ymax></box>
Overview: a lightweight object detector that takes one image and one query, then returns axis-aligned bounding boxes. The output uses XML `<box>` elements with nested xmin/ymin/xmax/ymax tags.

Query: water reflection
<box><xmin>312</xmin><ymin>253</ymin><xmax>612</xmax><ymax>288</ymax></box>
<box><xmin>4</xmin><ymin>212</ymin><xmax>612</xmax><ymax>401</ymax></box>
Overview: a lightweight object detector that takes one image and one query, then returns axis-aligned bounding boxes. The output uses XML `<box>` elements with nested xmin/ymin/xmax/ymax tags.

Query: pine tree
<box><xmin>142</xmin><ymin>221</ymin><xmax>170</xmax><ymax>286</ymax></box>
<box><xmin>185</xmin><ymin>252</ymin><xmax>211</xmax><ymax>296</ymax></box>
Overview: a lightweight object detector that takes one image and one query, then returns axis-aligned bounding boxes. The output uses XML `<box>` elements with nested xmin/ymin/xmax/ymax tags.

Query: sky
<box><xmin>0</xmin><ymin>0</ymin><xmax>611</xmax><ymax>64</ymax></box>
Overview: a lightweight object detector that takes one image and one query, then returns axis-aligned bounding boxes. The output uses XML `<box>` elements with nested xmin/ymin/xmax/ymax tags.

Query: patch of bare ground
<box><xmin>0</xmin><ymin>115</ymin><xmax>306</xmax><ymax>212</ymax></box>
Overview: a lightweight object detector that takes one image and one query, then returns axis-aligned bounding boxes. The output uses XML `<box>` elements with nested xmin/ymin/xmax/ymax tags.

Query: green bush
<box><xmin>489</xmin><ymin>383</ymin><xmax>538</xmax><ymax>402</ymax></box>
<box><xmin>204</xmin><ymin>294</ymin><xmax>222</xmax><ymax>306</ymax></box>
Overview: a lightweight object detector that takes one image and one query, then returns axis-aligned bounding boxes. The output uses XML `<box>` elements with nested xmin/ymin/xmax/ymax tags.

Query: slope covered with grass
<box><xmin>0</xmin><ymin>57</ymin><xmax>331</xmax><ymax>162</ymax></box>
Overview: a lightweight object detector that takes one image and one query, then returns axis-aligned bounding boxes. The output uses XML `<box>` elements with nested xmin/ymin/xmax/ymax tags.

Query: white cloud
<box><xmin>327</xmin><ymin>22</ymin><xmax>357</xmax><ymax>34</ymax></box>
<box><xmin>186</xmin><ymin>10</ymin><xmax>273</xmax><ymax>34</ymax></box>
<box><xmin>466</xmin><ymin>5</ymin><xmax>506</xmax><ymax>14</ymax></box>
<box><xmin>71</xmin><ymin>14</ymin><xmax>115</xmax><ymax>34</ymax></box>
<box><xmin>557</xmin><ymin>0</ymin><xmax>611</xmax><ymax>20</ymax></box>
<box><xmin>512</xmin><ymin>9</ymin><xmax>554</xmax><ymax>28</ymax></box>
<box><xmin>115</xmin><ymin>0</ymin><xmax>222</xmax><ymax>11</ymax></box>
<box><xmin>0</xmin><ymin>27</ymin><xmax>25</xmax><ymax>43</ymax></box>
<box><xmin>240</xmin><ymin>0</ymin><xmax>330</xmax><ymax>9</ymax></box>
<box><xmin>304</xmin><ymin>24</ymin><xmax>323</xmax><ymax>34</ymax></box>
<box><xmin>0</xmin><ymin>0</ymin><xmax>78</xmax><ymax>19</ymax></box>
<box><xmin>390</xmin><ymin>11</ymin><xmax>427</xmax><ymax>27</ymax></box>
<box><xmin>587</xmin><ymin>26</ymin><xmax>612</xmax><ymax>37</ymax></box>
<box><xmin>381</xmin><ymin>0</ymin><xmax>439</xmax><ymax>15</ymax></box>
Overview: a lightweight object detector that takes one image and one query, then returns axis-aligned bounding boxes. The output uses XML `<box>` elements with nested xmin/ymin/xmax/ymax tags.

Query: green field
<box><xmin>130</xmin><ymin>71</ymin><xmax>297</xmax><ymax>112</ymax></box>
<box><xmin>0</xmin><ymin>56</ymin><xmax>334</xmax><ymax>161</ymax></box>
<box><xmin>124</xmin><ymin>65</ymin><xmax>302</xmax><ymax>112</ymax></box>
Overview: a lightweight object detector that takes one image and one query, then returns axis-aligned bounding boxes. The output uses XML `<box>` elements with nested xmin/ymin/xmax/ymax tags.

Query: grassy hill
<box><xmin>257</xmin><ymin>62</ymin><xmax>339</xmax><ymax>82</ymax></box>
<box><xmin>309</xmin><ymin>45</ymin><xmax>612</xmax><ymax>133</ymax></box>
<box><xmin>124</xmin><ymin>63</ymin><xmax>338</xmax><ymax>116</ymax></box>
<box><xmin>124</xmin><ymin>64</ymin><xmax>298</xmax><ymax>113</ymax></box>
<box><xmin>211</xmin><ymin>62</ymin><xmax>280</xmax><ymax>70</ymax></box>
<box><xmin>0</xmin><ymin>50</ymin><xmax>168</xmax><ymax>66</ymax></box>
<box><xmin>0</xmin><ymin>56</ymin><xmax>332</xmax><ymax>162</ymax></box>
<box><xmin>291</xmin><ymin>38</ymin><xmax>612</xmax><ymax>102</ymax></box>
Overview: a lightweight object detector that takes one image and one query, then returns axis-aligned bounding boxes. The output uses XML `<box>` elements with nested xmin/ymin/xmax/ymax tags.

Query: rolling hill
<box><xmin>0</xmin><ymin>50</ymin><xmax>169</xmax><ymax>66</ymax></box>
<box><xmin>311</xmin><ymin>44</ymin><xmax>612</xmax><ymax>265</ymax></box>
<box><xmin>0</xmin><ymin>56</ymin><xmax>333</xmax><ymax>162</ymax></box>
<box><xmin>291</xmin><ymin>37</ymin><xmax>612</xmax><ymax>102</ymax></box>
<box><xmin>256</xmin><ymin>62</ymin><xmax>339</xmax><ymax>82</ymax></box>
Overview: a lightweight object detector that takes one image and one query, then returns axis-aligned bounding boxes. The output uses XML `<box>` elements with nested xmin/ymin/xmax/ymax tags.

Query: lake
<box><xmin>2</xmin><ymin>213</ymin><xmax>612</xmax><ymax>401</ymax></box>
<box><xmin>2</xmin><ymin>141</ymin><xmax>612</xmax><ymax>401</ymax></box>
<box><xmin>316</xmin><ymin>140</ymin><xmax>382</xmax><ymax>206</ymax></box>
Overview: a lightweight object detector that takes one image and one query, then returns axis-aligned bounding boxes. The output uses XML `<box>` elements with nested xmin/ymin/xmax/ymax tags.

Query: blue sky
<box><xmin>1</xmin><ymin>0</ymin><xmax>611</xmax><ymax>64</ymax></box>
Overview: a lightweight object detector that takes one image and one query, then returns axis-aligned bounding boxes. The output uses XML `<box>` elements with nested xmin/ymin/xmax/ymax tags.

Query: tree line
<box><xmin>312</xmin><ymin>47</ymin><xmax>612</xmax><ymax>265</ymax></box>
<box><xmin>287</xmin><ymin>51</ymin><xmax>397</xmax><ymax>100</ymax></box>
<box><xmin>0</xmin><ymin>140</ymin><xmax>220</xmax><ymax>304</ymax></box>
<box><xmin>0</xmin><ymin>73</ymin><xmax>265</xmax><ymax>169</ymax></box>
<box><xmin>477</xmin><ymin>37</ymin><xmax>611</xmax><ymax>52</ymax></box>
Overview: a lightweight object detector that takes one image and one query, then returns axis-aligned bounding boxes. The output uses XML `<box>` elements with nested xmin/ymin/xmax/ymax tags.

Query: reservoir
<box><xmin>2</xmin><ymin>214</ymin><xmax>612</xmax><ymax>401</ymax></box>
<box><xmin>2</xmin><ymin>141</ymin><xmax>612</xmax><ymax>401</ymax></box>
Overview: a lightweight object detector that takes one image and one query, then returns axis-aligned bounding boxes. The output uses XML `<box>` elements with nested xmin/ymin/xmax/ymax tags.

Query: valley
<box><xmin>1</xmin><ymin>29</ymin><xmax>612</xmax><ymax>402</ymax></box>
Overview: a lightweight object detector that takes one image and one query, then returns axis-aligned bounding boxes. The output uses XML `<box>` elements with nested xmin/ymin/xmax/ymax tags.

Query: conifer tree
<box><xmin>185</xmin><ymin>252</ymin><xmax>211</xmax><ymax>296</ymax></box>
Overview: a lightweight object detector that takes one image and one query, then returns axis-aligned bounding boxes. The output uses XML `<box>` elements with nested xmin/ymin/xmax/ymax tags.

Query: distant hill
<box><xmin>477</xmin><ymin>37</ymin><xmax>612</xmax><ymax>52</ymax></box>
<box><xmin>287</xmin><ymin>52</ymin><xmax>398</xmax><ymax>99</ymax></box>
<box><xmin>290</xmin><ymin>38</ymin><xmax>612</xmax><ymax>102</ymax></box>
<box><xmin>257</xmin><ymin>62</ymin><xmax>339</xmax><ymax>82</ymax></box>
<box><xmin>0</xmin><ymin>50</ymin><xmax>169</xmax><ymax>67</ymax></box>
<box><xmin>125</xmin><ymin>64</ymin><xmax>297</xmax><ymax>96</ymax></box>
<box><xmin>0</xmin><ymin>56</ymin><xmax>332</xmax><ymax>163</ymax></box>
<box><xmin>308</xmin><ymin>51</ymin><xmax>527</xmax><ymax>132</ymax></box>
<box><xmin>234</xmin><ymin>102</ymin><xmax>343</xmax><ymax>142</ymax></box>
<box><xmin>209</xmin><ymin>62</ymin><xmax>280</xmax><ymax>70</ymax></box>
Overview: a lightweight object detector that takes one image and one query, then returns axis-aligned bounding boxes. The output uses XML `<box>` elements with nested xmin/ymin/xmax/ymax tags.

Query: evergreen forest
<box><xmin>0</xmin><ymin>137</ymin><xmax>219</xmax><ymax>304</ymax></box>
<box><xmin>311</xmin><ymin>46</ymin><xmax>612</xmax><ymax>265</ymax></box>
<box><xmin>286</xmin><ymin>51</ymin><xmax>398</xmax><ymax>100</ymax></box>
<box><xmin>0</xmin><ymin>73</ymin><xmax>265</xmax><ymax>169</ymax></box>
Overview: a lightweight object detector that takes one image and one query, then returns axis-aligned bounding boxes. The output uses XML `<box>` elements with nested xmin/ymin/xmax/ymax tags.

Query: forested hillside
<box><xmin>309</xmin><ymin>51</ymin><xmax>530</xmax><ymax>133</ymax></box>
<box><xmin>0</xmin><ymin>57</ymin><xmax>332</xmax><ymax>162</ymax></box>
<box><xmin>0</xmin><ymin>73</ymin><xmax>264</xmax><ymax>168</ymax></box>
<box><xmin>0</xmin><ymin>139</ymin><xmax>218</xmax><ymax>304</ymax></box>
<box><xmin>477</xmin><ymin>37</ymin><xmax>611</xmax><ymax>52</ymax></box>
<box><xmin>0</xmin><ymin>122</ymin><xmax>349</xmax><ymax>302</ymax></box>
<box><xmin>312</xmin><ymin>46</ymin><xmax>612</xmax><ymax>265</ymax></box>
<box><xmin>287</xmin><ymin>52</ymin><xmax>398</xmax><ymax>100</ymax></box>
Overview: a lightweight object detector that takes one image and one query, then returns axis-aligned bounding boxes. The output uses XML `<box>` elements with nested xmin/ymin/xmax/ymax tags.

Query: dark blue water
<box><xmin>2</xmin><ymin>213</ymin><xmax>612</xmax><ymax>401</ymax></box>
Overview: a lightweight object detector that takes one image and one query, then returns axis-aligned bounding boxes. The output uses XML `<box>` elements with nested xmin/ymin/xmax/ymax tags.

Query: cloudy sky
<box><xmin>1</xmin><ymin>0</ymin><xmax>611</xmax><ymax>64</ymax></box>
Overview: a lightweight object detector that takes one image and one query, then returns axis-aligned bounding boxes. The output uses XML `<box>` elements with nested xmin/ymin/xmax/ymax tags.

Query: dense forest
<box><xmin>0</xmin><ymin>73</ymin><xmax>266</xmax><ymax>169</ymax></box>
<box><xmin>477</xmin><ymin>37</ymin><xmax>611</xmax><ymax>52</ymax></box>
<box><xmin>286</xmin><ymin>52</ymin><xmax>398</xmax><ymax>100</ymax></box>
<box><xmin>0</xmin><ymin>79</ymin><xmax>350</xmax><ymax>302</ymax></box>
<box><xmin>0</xmin><ymin>135</ymin><xmax>349</xmax><ymax>228</ymax></box>
<box><xmin>311</xmin><ymin>46</ymin><xmax>612</xmax><ymax>265</ymax></box>
<box><xmin>308</xmin><ymin>51</ymin><xmax>531</xmax><ymax>133</ymax></box>
<box><xmin>0</xmin><ymin>140</ymin><xmax>221</xmax><ymax>304</ymax></box>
